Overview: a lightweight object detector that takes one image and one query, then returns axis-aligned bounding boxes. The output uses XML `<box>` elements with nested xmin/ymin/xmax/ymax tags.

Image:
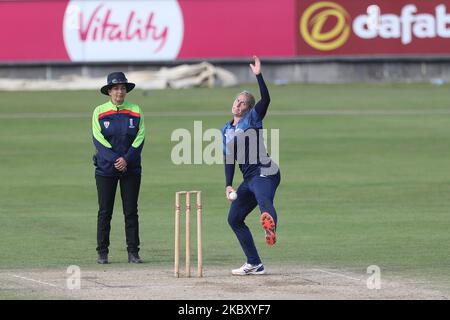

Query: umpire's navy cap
<box><xmin>101</xmin><ymin>72</ymin><xmax>135</xmax><ymax>95</ymax></box>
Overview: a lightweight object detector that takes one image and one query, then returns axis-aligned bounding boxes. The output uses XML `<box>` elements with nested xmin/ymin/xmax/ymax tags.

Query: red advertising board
<box><xmin>178</xmin><ymin>0</ymin><xmax>296</xmax><ymax>59</ymax></box>
<box><xmin>1</xmin><ymin>0</ymin><xmax>449</xmax><ymax>62</ymax></box>
<box><xmin>297</xmin><ymin>0</ymin><xmax>450</xmax><ymax>56</ymax></box>
<box><xmin>0</xmin><ymin>0</ymin><xmax>296</xmax><ymax>62</ymax></box>
<box><xmin>0</xmin><ymin>1</ymin><xmax>69</xmax><ymax>61</ymax></box>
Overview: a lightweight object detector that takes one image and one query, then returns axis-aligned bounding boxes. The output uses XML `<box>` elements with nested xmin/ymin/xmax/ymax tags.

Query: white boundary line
<box><xmin>11</xmin><ymin>274</ymin><xmax>60</xmax><ymax>288</ymax></box>
<box><xmin>311</xmin><ymin>269</ymin><xmax>362</xmax><ymax>282</ymax></box>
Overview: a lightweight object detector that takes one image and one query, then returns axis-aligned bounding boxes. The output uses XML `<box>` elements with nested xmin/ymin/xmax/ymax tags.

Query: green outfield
<box><xmin>0</xmin><ymin>82</ymin><xmax>449</xmax><ymax>286</ymax></box>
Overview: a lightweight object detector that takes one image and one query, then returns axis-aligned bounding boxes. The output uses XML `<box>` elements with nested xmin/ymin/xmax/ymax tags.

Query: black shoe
<box><xmin>128</xmin><ymin>252</ymin><xmax>143</xmax><ymax>263</ymax></box>
<box><xmin>97</xmin><ymin>253</ymin><xmax>108</xmax><ymax>264</ymax></box>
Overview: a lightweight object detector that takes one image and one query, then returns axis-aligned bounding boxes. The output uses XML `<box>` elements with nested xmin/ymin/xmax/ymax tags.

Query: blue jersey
<box><xmin>222</xmin><ymin>74</ymin><xmax>279</xmax><ymax>186</ymax></box>
<box><xmin>92</xmin><ymin>101</ymin><xmax>145</xmax><ymax>177</ymax></box>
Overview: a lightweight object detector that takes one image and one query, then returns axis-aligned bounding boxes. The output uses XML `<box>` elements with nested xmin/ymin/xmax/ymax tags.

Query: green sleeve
<box><xmin>92</xmin><ymin>108</ymin><xmax>113</xmax><ymax>148</ymax></box>
<box><xmin>132</xmin><ymin>110</ymin><xmax>145</xmax><ymax>148</ymax></box>
<box><xmin>92</xmin><ymin>107</ymin><xmax>119</xmax><ymax>163</ymax></box>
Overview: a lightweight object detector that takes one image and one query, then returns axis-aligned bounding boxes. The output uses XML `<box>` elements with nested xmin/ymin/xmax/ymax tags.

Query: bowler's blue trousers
<box><xmin>227</xmin><ymin>171</ymin><xmax>281</xmax><ymax>265</ymax></box>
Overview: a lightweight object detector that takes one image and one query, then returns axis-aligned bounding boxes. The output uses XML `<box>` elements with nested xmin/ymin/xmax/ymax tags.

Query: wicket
<box><xmin>175</xmin><ymin>191</ymin><xmax>202</xmax><ymax>278</ymax></box>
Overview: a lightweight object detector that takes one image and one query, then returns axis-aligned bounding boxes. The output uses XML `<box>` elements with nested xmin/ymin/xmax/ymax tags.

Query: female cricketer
<box><xmin>222</xmin><ymin>56</ymin><xmax>281</xmax><ymax>276</ymax></box>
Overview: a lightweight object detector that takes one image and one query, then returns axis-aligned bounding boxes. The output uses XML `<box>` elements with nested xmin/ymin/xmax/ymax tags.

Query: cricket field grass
<box><xmin>0</xmin><ymin>82</ymin><xmax>449</xmax><ymax>299</ymax></box>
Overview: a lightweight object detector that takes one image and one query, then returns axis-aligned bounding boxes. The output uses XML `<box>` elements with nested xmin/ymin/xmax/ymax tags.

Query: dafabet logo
<box><xmin>300</xmin><ymin>1</ymin><xmax>450</xmax><ymax>52</ymax></box>
<box><xmin>300</xmin><ymin>1</ymin><xmax>351</xmax><ymax>51</ymax></box>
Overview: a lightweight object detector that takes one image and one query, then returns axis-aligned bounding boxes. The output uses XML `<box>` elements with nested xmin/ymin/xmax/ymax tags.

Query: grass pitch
<box><xmin>0</xmin><ymin>82</ymin><xmax>449</xmax><ymax>292</ymax></box>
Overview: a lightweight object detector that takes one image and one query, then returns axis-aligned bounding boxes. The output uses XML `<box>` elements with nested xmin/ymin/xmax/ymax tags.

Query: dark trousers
<box><xmin>228</xmin><ymin>171</ymin><xmax>281</xmax><ymax>265</ymax></box>
<box><xmin>96</xmin><ymin>174</ymin><xmax>141</xmax><ymax>255</ymax></box>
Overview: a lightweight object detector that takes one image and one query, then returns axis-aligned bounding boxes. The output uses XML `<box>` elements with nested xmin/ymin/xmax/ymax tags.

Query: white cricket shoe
<box><xmin>231</xmin><ymin>263</ymin><xmax>266</xmax><ymax>276</ymax></box>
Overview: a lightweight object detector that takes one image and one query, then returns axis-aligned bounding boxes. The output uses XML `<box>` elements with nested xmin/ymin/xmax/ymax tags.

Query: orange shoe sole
<box><xmin>260</xmin><ymin>212</ymin><xmax>276</xmax><ymax>246</ymax></box>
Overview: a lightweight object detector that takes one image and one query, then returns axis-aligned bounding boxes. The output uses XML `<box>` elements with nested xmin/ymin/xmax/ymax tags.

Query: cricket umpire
<box><xmin>92</xmin><ymin>72</ymin><xmax>145</xmax><ymax>264</ymax></box>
